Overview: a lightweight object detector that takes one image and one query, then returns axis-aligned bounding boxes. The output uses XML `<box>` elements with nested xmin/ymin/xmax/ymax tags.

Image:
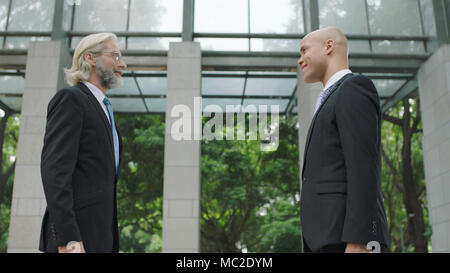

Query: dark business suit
<box><xmin>39</xmin><ymin>82</ymin><xmax>122</xmax><ymax>253</ymax></box>
<box><xmin>300</xmin><ymin>74</ymin><xmax>389</xmax><ymax>252</ymax></box>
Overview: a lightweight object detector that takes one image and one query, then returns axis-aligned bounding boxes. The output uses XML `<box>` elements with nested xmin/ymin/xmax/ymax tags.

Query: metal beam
<box><xmin>382</xmin><ymin>78</ymin><xmax>418</xmax><ymax>112</ymax></box>
<box><xmin>51</xmin><ymin>0</ymin><xmax>66</xmax><ymax>40</ymax></box>
<box><xmin>433</xmin><ymin>0</ymin><xmax>450</xmax><ymax>46</ymax></box>
<box><xmin>182</xmin><ymin>0</ymin><xmax>195</xmax><ymax>41</ymax></box>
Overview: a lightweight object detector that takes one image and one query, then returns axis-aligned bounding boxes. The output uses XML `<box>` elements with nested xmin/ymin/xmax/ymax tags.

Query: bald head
<box><xmin>305</xmin><ymin>27</ymin><xmax>349</xmax><ymax>57</ymax></box>
<box><xmin>298</xmin><ymin>27</ymin><xmax>349</xmax><ymax>85</ymax></box>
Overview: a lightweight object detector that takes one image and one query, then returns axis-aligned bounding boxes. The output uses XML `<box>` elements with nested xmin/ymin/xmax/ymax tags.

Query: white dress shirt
<box><xmin>82</xmin><ymin>82</ymin><xmax>111</xmax><ymax>124</ymax></box>
<box><xmin>314</xmin><ymin>69</ymin><xmax>352</xmax><ymax>113</ymax></box>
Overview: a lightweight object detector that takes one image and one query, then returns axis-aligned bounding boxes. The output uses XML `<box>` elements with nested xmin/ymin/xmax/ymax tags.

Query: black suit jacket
<box><xmin>300</xmin><ymin>74</ymin><xmax>389</xmax><ymax>252</ymax></box>
<box><xmin>39</xmin><ymin>82</ymin><xmax>122</xmax><ymax>253</ymax></box>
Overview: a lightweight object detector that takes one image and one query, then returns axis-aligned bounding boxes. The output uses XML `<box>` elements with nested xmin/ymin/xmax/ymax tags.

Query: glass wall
<box><xmin>194</xmin><ymin>0</ymin><xmax>304</xmax><ymax>52</ymax></box>
<box><xmin>0</xmin><ymin>0</ymin><xmax>54</xmax><ymax>49</ymax></box>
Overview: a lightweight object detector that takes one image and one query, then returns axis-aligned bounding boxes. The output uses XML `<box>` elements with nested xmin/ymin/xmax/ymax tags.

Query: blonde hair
<box><xmin>64</xmin><ymin>33</ymin><xmax>118</xmax><ymax>86</ymax></box>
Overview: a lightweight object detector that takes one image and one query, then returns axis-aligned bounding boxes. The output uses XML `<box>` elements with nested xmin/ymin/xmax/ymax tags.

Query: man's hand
<box><xmin>58</xmin><ymin>241</ymin><xmax>85</xmax><ymax>253</ymax></box>
<box><xmin>345</xmin><ymin>243</ymin><xmax>371</xmax><ymax>253</ymax></box>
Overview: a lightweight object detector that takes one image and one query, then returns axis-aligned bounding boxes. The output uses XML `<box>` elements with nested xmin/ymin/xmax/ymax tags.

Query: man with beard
<box><xmin>39</xmin><ymin>33</ymin><xmax>126</xmax><ymax>253</ymax></box>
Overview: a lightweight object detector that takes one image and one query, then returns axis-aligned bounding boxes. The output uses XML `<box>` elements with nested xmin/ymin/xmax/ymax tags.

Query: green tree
<box><xmin>382</xmin><ymin>96</ymin><xmax>430</xmax><ymax>253</ymax></box>
<box><xmin>115</xmin><ymin>114</ymin><xmax>165</xmax><ymax>253</ymax></box>
<box><xmin>200</xmin><ymin>115</ymin><xmax>301</xmax><ymax>253</ymax></box>
<box><xmin>0</xmin><ymin>110</ymin><xmax>20</xmax><ymax>253</ymax></box>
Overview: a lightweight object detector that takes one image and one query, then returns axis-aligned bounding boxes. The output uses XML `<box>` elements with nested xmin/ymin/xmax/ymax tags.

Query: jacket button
<box><xmin>302</xmin><ymin>177</ymin><xmax>307</xmax><ymax>183</ymax></box>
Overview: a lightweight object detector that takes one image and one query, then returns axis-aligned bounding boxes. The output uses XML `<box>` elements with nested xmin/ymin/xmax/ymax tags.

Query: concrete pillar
<box><xmin>417</xmin><ymin>44</ymin><xmax>450</xmax><ymax>253</ymax></box>
<box><xmin>7</xmin><ymin>41</ymin><xmax>70</xmax><ymax>253</ymax></box>
<box><xmin>162</xmin><ymin>42</ymin><xmax>201</xmax><ymax>253</ymax></box>
<box><xmin>296</xmin><ymin>67</ymin><xmax>322</xmax><ymax>176</ymax></box>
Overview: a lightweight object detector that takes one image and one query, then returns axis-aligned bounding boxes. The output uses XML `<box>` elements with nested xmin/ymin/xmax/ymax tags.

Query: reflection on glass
<box><xmin>5</xmin><ymin>37</ymin><xmax>51</xmax><ymax>49</ymax></box>
<box><xmin>349</xmin><ymin>40</ymin><xmax>370</xmax><ymax>53</ymax></box>
<box><xmin>251</xmin><ymin>39</ymin><xmax>300</xmax><ymax>52</ymax></box>
<box><xmin>319</xmin><ymin>0</ymin><xmax>368</xmax><ymax>34</ymax></box>
<box><xmin>202</xmin><ymin>77</ymin><xmax>245</xmax><ymax>96</ymax></box>
<box><xmin>129</xmin><ymin>0</ymin><xmax>182</xmax><ymax>32</ymax></box>
<box><xmin>7</xmin><ymin>0</ymin><xmax>55</xmax><ymax>31</ymax></box>
<box><xmin>372</xmin><ymin>40</ymin><xmax>425</xmax><ymax>54</ymax></box>
<box><xmin>203</xmin><ymin>98</ymin><xmax>242</xmax><ymax>113</ymax></box>
<box><xmin>128</xmin><ymin>37</ymin><xmax>181</xmax><ymax>50</ymax></box>
<box><xmin>137</xmin><ymin>77</ymin><xmax>167</xmax><ymax>95</ymax></box>
<box><xmin>0</xmin><ymin>97</ymin><xmax>22</xmax><ymax>111</ymax></box>
<box><xmin>73</xmin><ymin>0</ymin><xmax>128</xmax><ymax>31</ymax></box>
<box><xmin>108</xmin><ymin>77</ymin><xmax>140</xmax><ymax>95</ymax></box>
<box><xmin>372</xmin><ymin>79</ymin><xmax>406</xmax><ymax>97</ymax></box>
<box><xmin>195</xmin><ymin>38</ymin><xmax>249</xmax><ymax>51</ymax></box>
<box><xmin>242</xmin><ymin>99</ymin><xmax>289</xmax><ymax>113</ymax></box>
<box><xmin>246</xmin><ymin>78</ymin><xmax>296</xmax><ymax>97</ymax></box>
<box><xmin>250</xmin><ymin>0</ymin><xmax>304</xmax><ymax>34</ymax></box>
<box><xmin>145</xmin><ymin>98</ymin><xmax>166</xmax><ymax>112</ymax></box>
<box><xmin>0</xmin><ymin>76</ymin><xmax>24</xmax><ymax>94</ymax></box>
<box><xmin>0</xmin><ymin>0</ymin><xmax>9</xmax><ymax>31</ymax></box>
<box><xmin>195</xmin><ymin>0</ymin><xmax>248</xmax><ymax>33</ymax></box>
<box><xmin>109</xmin><ymin>98</ymin><xmax>147</xmax><ymax>112</ymax></box>
<box><xmin>367</xmin><ymin>0</ymin><xmax>422</xmax><ymax>36</ymax></box>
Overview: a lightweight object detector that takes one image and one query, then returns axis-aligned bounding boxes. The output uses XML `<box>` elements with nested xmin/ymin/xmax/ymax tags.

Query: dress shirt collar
<box><xmin>323</xmin><ymin>69</ymin><xmax>352</xmax><ymax>91</ymax></box>
<box><xmin>83</xmin><ymin>81</ymin><xmax>107</xmax><ymax>102</ymax></box>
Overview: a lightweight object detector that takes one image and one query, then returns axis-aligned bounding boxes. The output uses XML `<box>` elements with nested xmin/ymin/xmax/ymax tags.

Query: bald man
<box><xmin>298</xmin><ymin>27</ymin><xmax>389</xmax><ymax>253</ymax></box>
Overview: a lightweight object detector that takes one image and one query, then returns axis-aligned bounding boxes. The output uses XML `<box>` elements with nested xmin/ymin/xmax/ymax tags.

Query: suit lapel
<box><xmin>302</xmin><ymin>74</ymin><xmax>354</xmax><ymax>175</ymax></box>
<box><xmin>77</xmin><ymin>83</ymin><xmax>115</xmax><ymax>160</ymax></box>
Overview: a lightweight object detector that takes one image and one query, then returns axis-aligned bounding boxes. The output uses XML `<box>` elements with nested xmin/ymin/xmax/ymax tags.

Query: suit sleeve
<box><xmin>335</xmin><ymin>76</ymin><xmax>381</xmax><ymax>246</ymax></box>
<box><xmin>41</xmin><ymin>89</ymin><xmax>84</xmax><ymax>247</ymax></box>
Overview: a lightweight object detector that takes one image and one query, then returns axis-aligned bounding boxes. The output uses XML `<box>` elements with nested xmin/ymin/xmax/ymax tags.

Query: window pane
<box><xmin>0</xmin><ymin>75</ymin><xmax>24</xmax><ymax>94</ymax></box>
<box><xmin>245</xmin><ymin>78</ymin><xmax>296</xmax><ymax>97</ymax></box>
<box><xmin>5</xmin><ymin>36</ymin><xmax>51</xmax><ymax>49</ymax></box>
<box><xmin>372</xmin><ymin>79</ymin><xmax>406</xmax><ymax>97</ymax></box>
<box><xmin>250</xmin><ymin>0</ymin><xmax>304</xmax><ymax>34</ymax></box>
<box><xmin>129</xmin><ymin>0</ymin><xmax>182</xmax><ymax>32</ymax></box>
<box><xmin>195</xmin><ymin>38</ymin><xmax>249</xmax><ymax>51</ymax></box>
<box><xmin>349</xmin><ymin>40</ymin><xmax>370</xmax><ymax>53</ymax></box>
<box><xmin>128</xmin><ymin>37</ymin><xmax>181</xmax><ymax>50</ymax></box>
<box><xmin>0</xmin><ymin>0</ymin><xmax>9</xmax><ymax>31</ymax></box>
<box><xmin>203</xmin><ymin>98</ymin><xmax>242</xmax><ymax>113</ymax></box>
<box><xmin>367</xmin><ymin>0</ymin><xmax>422</xmax><ymax>36</ymax></box>
<box><xmin>319</xmin><ymin>0</ymin><xmax>369</xmax><ymax>34</ymax></box>
<box><xmin>136</xmin><ymin>77</ymin><xmax>167</xmax><ymax>95</ymax></box>
<box><xmin>145</xmin><ymin>98</ymin><xmax>166</xmax><ymax>112</ymax></box>
<box><xmin>242</xmin><ymin>98</ymin><xmax>289</xmax><ymax>113</ymax></box>
<box><xmin>0</xmin><ymin>37</ymin><xmax>3</xmax><ymax>48</ymax></box>
<box><xmin>372</xmin><ymin>40</ymin><xmax>425</xmax><ymax>54</ymax></box>
<box><xmin>73</xmin><ymin>0</ymin><xmax>128</xmax><ymax>31</ymax></box>
<box><xmin>7</xmin><ymin>0</ymin><xmax>55</xmax><ymax>31</ymax></box>
<box><xmin>420</xmin><ymin>0</ymin><xmax>438</xmax><ymax>53</ymax></box>
<box><xmin>202</xmin><ymin>77</ymin><xmax>245</xmax><ymax>96</ymax></box>
<box><xmin>195</xmin><ymin>0</ymin><xmax>248</xmax><ymax>33</ymax></box>
<box><xmin>251</xmin><ymin>39</ymin><xmax>300</xmax><ymax>52</ymax></box>
<box><xmin>0</xmin><ymin>97</ymin><xmax>22</xmax><ymax>111</ymax></box>
<box><xmin>109</xmin><ymin>98</ymin><xmax>147</xmax><ymax>112</ymax></box>
<box><xmin>108</xmin><ymin>77</ymin><xmax>140</xmax><ymax>96</ymax></box>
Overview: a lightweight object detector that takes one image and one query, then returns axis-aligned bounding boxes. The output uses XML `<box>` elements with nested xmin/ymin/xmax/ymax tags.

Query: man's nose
<box><xmin>298</xmin><ymin>57</ymin><xmax>303</xmax><ymax>66</ymax></box>
<box><xmin>118</xmin><ymin>58</ymin><xmax>127</xmax><ymax>70</ymax></box>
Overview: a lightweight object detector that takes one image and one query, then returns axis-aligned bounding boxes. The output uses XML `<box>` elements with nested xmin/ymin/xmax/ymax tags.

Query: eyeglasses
<box><xmin>98</xmin><ymin>51</ymin><xmax>123</xmax><ymax>62</ymax></box>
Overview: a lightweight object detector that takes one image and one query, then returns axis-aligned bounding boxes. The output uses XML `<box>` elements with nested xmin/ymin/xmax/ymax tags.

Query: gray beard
<box><xmin>95</xmin><ymin>59</ymin><xmax>123</xmax><ymax>90</ymax></box>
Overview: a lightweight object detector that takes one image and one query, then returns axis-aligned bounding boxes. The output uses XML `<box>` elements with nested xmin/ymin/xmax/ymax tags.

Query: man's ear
<box><xmin>325</xmin><ymin>39</ymin><xmax>335</xmax><ymax>55</ymax></box>
<box><xmin>84</xmin><ymin>52</ymin><xmax>96</xmax><ymax>66</ymax></box>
